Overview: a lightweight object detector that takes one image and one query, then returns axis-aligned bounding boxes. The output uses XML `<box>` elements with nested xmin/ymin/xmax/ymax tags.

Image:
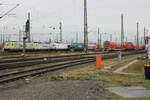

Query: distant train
<box><xmin>68</xmin><ymin>43</ymin><xmax>98</xmax><ymax>51</ymax></box>
<box><xmin>68</xmin><ymin>43</ymin><xmax>84</xmax><ymax>51</ymax></box>
<box><xmin>4</xmin><ymin>41</ymin><xmax>69</xmax><ymax>51</ymax></box>
<box><xmin>103</xmin><ymin>41</ymin><xmax>145</xmax><ymax>50</ymax></box>
<box><xmin>3</xmin><ymin>41</ymin><xmax>100</xmax><ymax>52</ymax></box>
<box><xmin>1</xmin><ymin>41</ymin><xmax>145</xmax><ymax>52</ymax></box>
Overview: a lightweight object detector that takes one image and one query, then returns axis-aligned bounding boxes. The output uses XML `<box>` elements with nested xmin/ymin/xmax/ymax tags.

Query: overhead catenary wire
<box><xmin>0</xmin><ymin>4</ymin><xmax>19</xmax><ymax>19</ymax></box>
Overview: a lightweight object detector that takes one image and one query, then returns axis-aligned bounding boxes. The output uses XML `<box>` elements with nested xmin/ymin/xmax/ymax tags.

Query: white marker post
<box><xmin>118</xmin><ymin>51</ymin><xmax>122</xmax><ymax>61</ymax></box>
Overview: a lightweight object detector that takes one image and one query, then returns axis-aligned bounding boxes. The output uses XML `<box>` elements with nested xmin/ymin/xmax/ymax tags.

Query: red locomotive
<box><xmin>104</xmin><ymin>41</ymin><xmax>144</xmax><ymax>50</ymax></box>
<box><xmin>104</xmin><ymin>41</ymin><xmax>119</xmax><ymax>50</ymax></box>
<box><xmin>0</xmin><ymin>45</ymin><xmax>4</xmax><ymax>49</ymax></box>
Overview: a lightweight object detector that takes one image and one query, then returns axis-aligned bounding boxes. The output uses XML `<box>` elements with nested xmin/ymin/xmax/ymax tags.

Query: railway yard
<box><xmin>0</xmin><ymin>50</ymin><xmax>150</xmax><ymax>100</ymax></box>
<box><xmin>1</xmin><ymin>0</ymin><xmax>150</xmax><ymax>100</ymax></box>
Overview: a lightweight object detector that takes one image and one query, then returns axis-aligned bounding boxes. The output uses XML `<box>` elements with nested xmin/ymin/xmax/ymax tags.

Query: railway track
<box><xmin>0</xmin><ymin>50</ymin><xmax>103</xmax><ymax>57</ymax></box>
<box><xmin>0</xmin><ymin>50</ymin><xmax>139</xmax><ymax>64</ymax></box>
<box><xmin>0</xmin><ymin>50</ymin><xmax>146</xmax><ymax>85</ymax></box>
<box><xmin>0</xmin><ymin>50</ymin><xmax>136</xmax><ymax>71</ymax></box>
<box><xmin>0</xmin><ymin>51</ymin><xmax>116</xmax><ymax>71</ymax></box>
<box><xmin>0</xmin><ymin>58</ymin><xmax>95</xmax><ymax>84</ymax></box>
<box><xmin>0</xmin><ymin>51</ymin><xmax>109</xmax><ymax>64</ymax></box>
<box><xmin>0</xmin><ymin>56</ymin><xmax>96</xmax><ymax>70</ymax></box>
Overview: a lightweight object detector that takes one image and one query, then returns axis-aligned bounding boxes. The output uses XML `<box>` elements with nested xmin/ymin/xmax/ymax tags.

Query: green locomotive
<box><xmin>68</xmin><ymin>43</ymin><xmax>84</xmax><ymax>51</ymax></box>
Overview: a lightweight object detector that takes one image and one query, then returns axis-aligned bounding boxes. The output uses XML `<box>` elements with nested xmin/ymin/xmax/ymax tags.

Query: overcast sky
<box><xmin>0</xmin><ymin>0</ymin><xmax>150</xmax><ymax>43</ymax></box>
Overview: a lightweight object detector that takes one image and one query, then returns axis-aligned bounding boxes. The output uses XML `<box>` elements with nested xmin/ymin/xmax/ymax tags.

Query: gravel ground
<box><xmin>0</xmin><ymin>80</ymin><xmax>108</xmax><ymax>100</ymax></box>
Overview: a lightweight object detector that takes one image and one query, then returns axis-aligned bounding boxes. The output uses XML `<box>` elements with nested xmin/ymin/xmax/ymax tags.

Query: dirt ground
<box><xmin>0</xmin><ymin>80</ymin><xmax>110</xmax><ymax>100</ymax></box>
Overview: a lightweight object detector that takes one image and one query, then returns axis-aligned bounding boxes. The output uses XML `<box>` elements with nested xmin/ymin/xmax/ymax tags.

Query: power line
<box><xmin>0</xmin><ymin>4</ymin><xmax>19</xmax><ymax>19</ymax></box>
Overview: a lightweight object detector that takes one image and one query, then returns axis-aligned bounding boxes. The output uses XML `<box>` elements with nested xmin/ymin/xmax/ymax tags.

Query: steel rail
<box><xmin>0</xmin><ymin>56</ymin><xmax>95</xmax><ymax>70</ymax></box>
<box><xmin>0</xmin><ymin>50</ymin><xmax>145</xmax><ymax>71</ymax></box>
<box><xmin>0</xmin><ymin>51</ymin><xmax>109</xmax><ymax>64</ymax></box>
<box><xmin>0</xmin><ymin>58</ymin><xmax>95</xmax><ymax>84</ymax></box>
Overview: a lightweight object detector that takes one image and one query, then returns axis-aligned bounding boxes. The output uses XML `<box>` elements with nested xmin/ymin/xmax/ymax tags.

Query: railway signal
<box><xmin>26</xmin><ymin>12</ymin><xmax>31</xmax><ymax>42</ymax></box>
<box><xmin>25</xmin><ymin>19</ymin><xmax>30</xmax><ymax>34</ymax></box>
<box><xmin>23</xmin><ymin>15</ymin><xmax>31</xmax><ymax>55</ymax></box>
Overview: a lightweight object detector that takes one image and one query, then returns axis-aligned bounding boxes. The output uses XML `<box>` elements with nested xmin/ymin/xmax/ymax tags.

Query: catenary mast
<box><xmin>84</xmin><ymin>0</ymin><xmax>88</xmax><ymax>52</ymax></box>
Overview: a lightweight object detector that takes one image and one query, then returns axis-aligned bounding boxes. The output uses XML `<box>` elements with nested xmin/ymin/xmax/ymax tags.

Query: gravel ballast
<box><xmin>0</xmin><ymin>80</ymin><xmax>108</xmax><ymax>100</ymax></box>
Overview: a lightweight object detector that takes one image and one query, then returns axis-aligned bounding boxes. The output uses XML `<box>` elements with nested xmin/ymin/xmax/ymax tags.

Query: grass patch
<box><xmin>59</xmin><ymin>65</ymin><xmax>150</xmax><ymax>88</ymax></box>
<box><xmin>109</xmin><ymin>54</ymin><xmax>142</xmax><ymax>71</ymax></box>
<box><xmin>48</xmin><ymin>75</ymin><xmax>63</xmax><ymax>81</ymax></box>
<box><xmin>123</xmin><ymin>60</ymin><xmax>144</xmax><ymax>74</ymax></box>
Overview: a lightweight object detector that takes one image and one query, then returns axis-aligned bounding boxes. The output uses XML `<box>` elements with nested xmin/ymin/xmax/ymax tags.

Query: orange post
<box><xmin>96</xmin><ymin>55</ymin><xmax>102</xmax><ymax>68</ymax></box>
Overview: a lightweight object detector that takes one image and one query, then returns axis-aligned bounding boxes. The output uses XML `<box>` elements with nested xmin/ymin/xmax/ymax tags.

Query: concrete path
<box><xmin>107</xmin><ymin>86</ymin><xmax>150</xmax><ymax>98</ymax></box>
<box><xmin>113</xmin><ymin>60</ymin><xmax>138</xmax><ymax>74</ymax></box>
